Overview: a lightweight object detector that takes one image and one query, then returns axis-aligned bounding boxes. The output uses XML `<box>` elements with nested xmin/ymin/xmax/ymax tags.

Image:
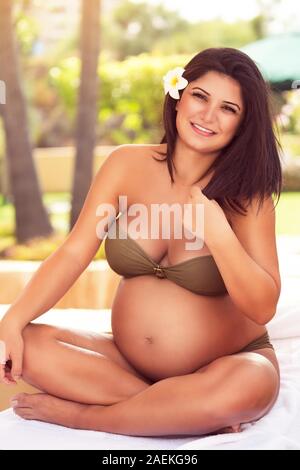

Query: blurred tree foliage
<box><xmin>10</xmin><ymin>0</ymin><xmax>265</xmax><ymax>148</ymax></box>
<box><xmin>151</xmin><ymin>19</ymin><xmax>259</xmax><ymax>56</ymax></box>
<box><xmin>14</xmin><ymin>10</ymin><xmax>39</xmax><ymax>56</ymax></box>
<box><xmin>102</xmin><ymin>0</ymin><xmax>260</xmax><ymax>60</ymax></box>
<box><xmin>101</xmin><ymin>0</ymin><xmax>189</xmax><ymax>60</ymax></box>
<box><xmin>48</xmin><ymin>53</ymin><xmax>192</xmax><ymax>146</ymax></box>
<box><xmin>277</xmin><ymin>90</ymin><xmax>300</xmax><ymax>136</ymax></box>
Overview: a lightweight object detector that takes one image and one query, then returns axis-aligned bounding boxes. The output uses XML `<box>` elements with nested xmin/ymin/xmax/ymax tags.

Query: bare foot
<box><xmin>215</xmin><ymin>423</ymin><xmax>242</xmax><ymax>434</ymax></box>
<box><xmin>10</xmin><ymin>393</ymin><xmax>100</xmax><ymax>429</ymax></box>
<box><xmin>205</xmin><ymin>423</ymin><xmax>242</xmax><ymax>436</ymax></box>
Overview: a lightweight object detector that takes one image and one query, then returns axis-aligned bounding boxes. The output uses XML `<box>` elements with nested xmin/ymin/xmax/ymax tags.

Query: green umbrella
<box><xmin>241</xmin><ymin>32</ymin><xmax>300</xmax><ymax>90</ymax></box>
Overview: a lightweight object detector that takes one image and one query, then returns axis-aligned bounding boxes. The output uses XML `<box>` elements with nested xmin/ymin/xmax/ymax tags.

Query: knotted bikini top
<box><xmin>104</xmin><ymin>217</ymin><xmax>228</xmax><ymax>296</ymax></box>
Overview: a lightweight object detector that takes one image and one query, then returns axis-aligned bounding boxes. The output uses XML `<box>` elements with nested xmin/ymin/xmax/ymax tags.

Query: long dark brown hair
<box><xmin>154</xmin><ymin>47</ymin><xmax>283</xmax><ymax>216</ymax></box>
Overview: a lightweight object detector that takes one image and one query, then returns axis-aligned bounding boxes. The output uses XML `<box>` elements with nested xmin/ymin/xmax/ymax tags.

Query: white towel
<box><xmin>0</xmin><ymin>235</ymin><xmax>299</xmax><ymax>449</ymax></box>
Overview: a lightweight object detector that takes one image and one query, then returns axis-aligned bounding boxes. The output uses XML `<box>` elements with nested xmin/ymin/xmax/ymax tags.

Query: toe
<box><xmin>11</xmin><ymin>392</ymin><xmax>27</xmax><ymax>402</ymax></box>
<box><xmin>10</xmin><ymin>393</ymin><xmax>31</xmax><ymax>408</ymax></box>
<box><xmin>231</xmin><ymin>423</ymin><xmax>242</xmax><ymax>433</ymax></box>
<box><xmin>10</xmin><ymin>392</ymin><xmax>43</xmax><ymax>409</ymax></box>
<box><xmin>215</xmin><ymin>423</ymin><xmax>242</xmax><ymax>435</ymax></box>
<box><xmin>14</xmin><ymin>407</ymin><xmax>34</xmax><ymax>420</ymax></box>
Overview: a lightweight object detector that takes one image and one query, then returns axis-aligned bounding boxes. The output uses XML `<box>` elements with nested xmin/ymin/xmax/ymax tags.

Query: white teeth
<box><xmin>193</xmin><ymin>123</ymin><xmax>214</xmax><ymax>134</ymax></box>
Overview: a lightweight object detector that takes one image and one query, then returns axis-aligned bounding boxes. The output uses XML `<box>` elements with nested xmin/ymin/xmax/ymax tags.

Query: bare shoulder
<box><xmin>119</xmin><ymin>143</ymin><xmax>167</xmax><ymax>160</ymax></box>
<box><xmin>115</xmin><ymin>143</ymin><xmax>167</xmax><ymax>174</ymax></box>
<box><xmin>105</xmin><ymin>144</ymin><xmax>148</xmax><ymax>175</ymax></box>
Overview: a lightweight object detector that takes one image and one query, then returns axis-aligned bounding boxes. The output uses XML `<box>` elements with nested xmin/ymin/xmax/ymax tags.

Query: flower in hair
<box><xmin>163</xmin><ymin>67</ymin><xmax>188</xmax><ymax>99</ymax></box>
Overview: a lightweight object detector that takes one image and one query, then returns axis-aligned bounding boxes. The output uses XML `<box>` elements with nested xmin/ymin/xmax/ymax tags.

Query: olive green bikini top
<box><xmin>104</xmin><ymin>217</ymin><xmax>228</xmax><ymax>296</ymax></box>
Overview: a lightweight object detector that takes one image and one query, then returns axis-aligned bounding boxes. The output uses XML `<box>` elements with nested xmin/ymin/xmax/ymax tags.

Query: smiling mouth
<box><xmin>191</xmin><ymin>122</ymin><xmax>217</xmax><ymax>136</ymax></box>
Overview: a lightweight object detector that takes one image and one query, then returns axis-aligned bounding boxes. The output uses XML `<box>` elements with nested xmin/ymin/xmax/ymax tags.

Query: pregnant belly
<box><xmin>111</xmin><ymin>276</ymin><xmax>264</xmax><ymax>381</ymax></box>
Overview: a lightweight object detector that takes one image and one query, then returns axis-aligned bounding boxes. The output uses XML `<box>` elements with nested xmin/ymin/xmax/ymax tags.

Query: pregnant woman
<box><xmin>0</xmin><ymin>47</ymin><xmax>282</xmax><ymax>437</ymax></box>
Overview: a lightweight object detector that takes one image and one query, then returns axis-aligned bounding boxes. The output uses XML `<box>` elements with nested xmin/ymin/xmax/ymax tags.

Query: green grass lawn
<box><xmin>0</xmin><ymin>191</ymin><xmax>299</xmax><ymax>260</ymax></box>
<box><xmin>0</xmin><ymin>192</ymin><xmax>70</xmax><ymax>239</ymax></box>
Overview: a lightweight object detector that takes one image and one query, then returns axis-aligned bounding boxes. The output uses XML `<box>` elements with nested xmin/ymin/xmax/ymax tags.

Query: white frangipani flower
<box><xmin>163</xmin><ymin>67</ymin><xmax>188</xmax><ymax>99</ymax></box>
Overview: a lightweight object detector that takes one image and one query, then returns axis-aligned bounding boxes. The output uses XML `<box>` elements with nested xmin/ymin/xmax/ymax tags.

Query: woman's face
<box><xmin>175</xmin><ymin>70</ymin><xmax>244</xmax><ymax>154</ymax></box>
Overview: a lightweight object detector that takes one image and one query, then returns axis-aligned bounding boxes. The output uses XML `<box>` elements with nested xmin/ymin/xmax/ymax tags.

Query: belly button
<box><xmin>145</xmin><ymin>336</ymin><xmax>154</xmax><ymax>344</ymax></box>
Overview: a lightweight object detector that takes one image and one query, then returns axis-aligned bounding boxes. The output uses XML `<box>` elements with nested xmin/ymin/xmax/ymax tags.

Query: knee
<box><xmin>23</xmin><ymin>323</ymin><xmax>56</xmax><ymax>354</ymax></box>
<box><xmin>223</xmin><ymin>362</ymin><xmax>279</xmax><ymax>421</ymax></box>
<box><xmin>22</xmin><ymin>323</ymin><xmax>56</xmax><ymax>379</ymax></box>
<box><xmin>23</xmin><ymin>322</ymin><xmax>56</xmax><ymax>340</ymax></box>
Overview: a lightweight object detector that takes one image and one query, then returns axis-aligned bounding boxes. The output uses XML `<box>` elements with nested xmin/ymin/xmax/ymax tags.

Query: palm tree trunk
<box><xmin>0</xmin><ymin>0</ymin><xmax>53</xmax><ymax>242</ymax></box>
<box><xmin>70</xmin><ymin>0</ymin><xmax>101</xmax><ymax>229</ymax></box>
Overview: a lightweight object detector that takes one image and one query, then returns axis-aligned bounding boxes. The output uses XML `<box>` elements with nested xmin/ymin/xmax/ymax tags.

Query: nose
<box><xmin>200</xmin><ymin>104</ymin><xmax>216</xmax><ymax>123</ymax></box>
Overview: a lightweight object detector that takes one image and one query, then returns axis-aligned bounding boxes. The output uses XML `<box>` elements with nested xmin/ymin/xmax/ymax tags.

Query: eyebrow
<box><xmin>192</xmin><ymin>86</ymin><xmax>241</xmax><ymax>111</ymax></box>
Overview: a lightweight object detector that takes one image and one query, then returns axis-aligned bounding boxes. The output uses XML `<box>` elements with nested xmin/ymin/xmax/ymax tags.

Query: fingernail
<box><xmin>14</xmin><ymin>375</ymin><xmax>21</xmax><ymax>381</ymax></box>
<box><xmin>11</xmin><ymin>400</ymin><xmax>18</xmax><ymax>407</ymax></box>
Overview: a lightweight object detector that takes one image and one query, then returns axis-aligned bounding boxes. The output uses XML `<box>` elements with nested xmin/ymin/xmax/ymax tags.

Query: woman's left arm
<box><xmin>187</xmin><ymin>187</ymin><xmax>281</xmax><ymax>325</ymax></box>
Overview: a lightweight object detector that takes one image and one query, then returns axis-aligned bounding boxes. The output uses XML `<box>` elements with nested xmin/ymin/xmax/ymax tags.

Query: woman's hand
<box><xmin>0</xmin><ymin>318</ymin><xmax>24</xmax><ymax>385</ymax></box>
<box><xmin>183</xmin><ymin>185</ymin><xmax>230</xmax><ymax>247</ymax></box>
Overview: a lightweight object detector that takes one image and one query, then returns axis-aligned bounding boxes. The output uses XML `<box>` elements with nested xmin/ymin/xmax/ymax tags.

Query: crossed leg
<box><xmin>58</xmin><ymin>350</ymin><xmax>279</xmax><ymax>436</ymax></box>
<box><xmin>16</xmin><ymin>323</ymin><xmax>153</xmax><ymax>405</ymax></box>
<box><xmin>12</xmin><ymin>323</ymin><xmax>280</xmax><ymax>437</ymax></box>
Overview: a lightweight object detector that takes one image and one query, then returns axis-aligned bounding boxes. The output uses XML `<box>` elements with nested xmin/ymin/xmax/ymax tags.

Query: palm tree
<box><xmin>70</xmin><ymin>0</ymin><xmax>101</xmax><ymax>229</ymax></box>
<box><xmin>0</xmin><ymin>0</ymin><xmax>53</xmax><ymax>242</ymax></box>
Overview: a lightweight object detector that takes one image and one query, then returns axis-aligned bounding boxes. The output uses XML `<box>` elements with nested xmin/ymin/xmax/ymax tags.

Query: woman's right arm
<box><xmin>0</xmin><ymin>145</ymin><xmax>130</xmax><ymax>382</ymax></box>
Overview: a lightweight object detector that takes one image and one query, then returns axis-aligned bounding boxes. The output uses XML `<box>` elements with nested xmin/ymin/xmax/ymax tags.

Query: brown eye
<box><xmin>192</xmin><ymin>93</ymin><xmax>206</xmax><ymax>100</ymax></box>
<box><xmin>223</xmin><ymin>105</ymin><xmax>236</xmax><ymax>114</ymax></box>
